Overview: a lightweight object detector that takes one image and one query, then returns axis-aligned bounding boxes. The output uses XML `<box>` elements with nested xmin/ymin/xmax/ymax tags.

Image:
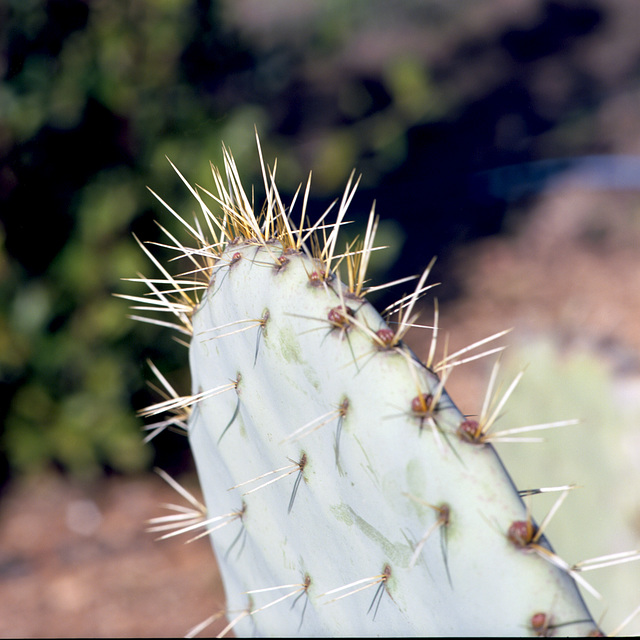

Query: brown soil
<box><xmin>0</xmin><ymin>471</ymin><xmax>227</xmax><ymax>638</ymax></box>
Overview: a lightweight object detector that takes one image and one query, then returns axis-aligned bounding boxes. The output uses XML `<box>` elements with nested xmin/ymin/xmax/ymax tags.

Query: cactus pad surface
<box><xmin>129</xmin><ymin>138</ymin><xmax>640</xmax><ymax>636</ymax></box>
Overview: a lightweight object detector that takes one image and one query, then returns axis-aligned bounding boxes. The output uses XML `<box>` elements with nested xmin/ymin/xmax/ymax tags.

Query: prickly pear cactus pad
<box><xmin>127</xmin><ymin>137</ymin><xmax>640</xmax><ymax>637</ymax></box>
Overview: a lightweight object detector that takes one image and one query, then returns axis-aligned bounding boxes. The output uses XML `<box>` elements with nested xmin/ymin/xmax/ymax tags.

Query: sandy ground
<box><xmin>0</xmin><ymin>471</ymin><xmax>227</xmax><ymax>638</ymax></box>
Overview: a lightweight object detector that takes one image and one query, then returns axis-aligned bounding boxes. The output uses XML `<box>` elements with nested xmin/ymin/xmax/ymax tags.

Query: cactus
<box><xmin>128</xmin><ymin>136</ymin><xmax>639</xmax><ymax>636</ymax></box>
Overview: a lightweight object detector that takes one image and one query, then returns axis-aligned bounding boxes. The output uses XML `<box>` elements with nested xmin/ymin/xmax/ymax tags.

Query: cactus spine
<box><xmin>131</xmin><ymin>137</ymin><xmax>638</xmax><ymax>636</ymax></box>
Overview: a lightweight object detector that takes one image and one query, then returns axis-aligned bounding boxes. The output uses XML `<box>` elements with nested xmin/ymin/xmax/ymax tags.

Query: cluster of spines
<box><xmin>125</xmin><ymin>133</ymin><xmax>640</xmax><ymax>637</ymax></box>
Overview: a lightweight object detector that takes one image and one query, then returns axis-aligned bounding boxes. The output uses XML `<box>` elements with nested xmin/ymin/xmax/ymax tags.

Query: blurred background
<box><xmin>1</xmin><ymin>0</ymin><xmax>640</xmax><ymax>636</ymax></box>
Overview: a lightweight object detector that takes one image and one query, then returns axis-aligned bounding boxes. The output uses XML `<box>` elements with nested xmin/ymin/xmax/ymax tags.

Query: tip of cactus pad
<box><xmin>126</xmin><ymin>134</ymin><xmax>640</xmax><ymax>637</ymax></box>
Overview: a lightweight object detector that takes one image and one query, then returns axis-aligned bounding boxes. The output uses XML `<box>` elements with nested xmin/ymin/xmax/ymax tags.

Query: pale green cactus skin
<box><xmin>186</xmin><ymin>239</ymin><xmax>598</xmax><ymax>636</ymax></box>
<box><xmin>126</xmin><ymin>142</ymin><xmax>635</xmax><ymax>636</ymax></box>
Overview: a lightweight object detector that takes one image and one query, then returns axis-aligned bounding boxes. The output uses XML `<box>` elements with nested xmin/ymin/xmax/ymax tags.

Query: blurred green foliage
<box><xmin>0</xmin><ymin>0</ymin><xmax>442</xmax><ymax>479</ymax></box>
<box><xmin>0</xmin><ymin>0</ymin><xmax>237</xmax><ymax>478</ymax></box>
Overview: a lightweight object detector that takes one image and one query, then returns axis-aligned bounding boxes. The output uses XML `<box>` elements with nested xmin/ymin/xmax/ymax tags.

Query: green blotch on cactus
<box><xmin>332</xmin><ymin>503</ymin><xmax>412</xmax><ymax>565</ymax></box>
<box><xmin>276</xmin><ymin>327</ymin><xmax>303</xmax><ymax>363</ymax></box>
